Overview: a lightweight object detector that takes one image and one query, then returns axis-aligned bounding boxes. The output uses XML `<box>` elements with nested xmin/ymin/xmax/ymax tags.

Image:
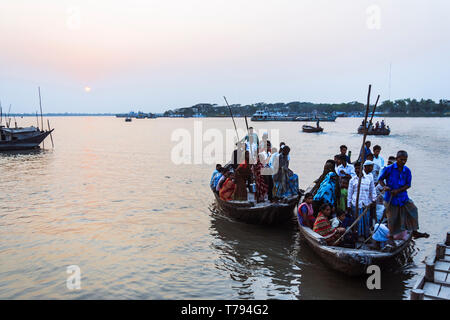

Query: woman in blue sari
<box><xmin>312</xmin><ymin>160</ymin><xmax>340</xmax><ymax>215</ymax></box>
<box><xmin>272</xmin><ymin>146</ymin><xmax>299</xmax><ymax>199</ymax></box>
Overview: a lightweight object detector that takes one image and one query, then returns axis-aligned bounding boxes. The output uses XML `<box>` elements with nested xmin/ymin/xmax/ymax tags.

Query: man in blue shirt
<box><xmin>210</xmin><ymin>164</ymin><xmax>223</xmax><ymax>191</ymax></box>
<box><xmin>378</xmin><ymin>150</ymin><xmax>429</xmax><ymax>240</ymax></box>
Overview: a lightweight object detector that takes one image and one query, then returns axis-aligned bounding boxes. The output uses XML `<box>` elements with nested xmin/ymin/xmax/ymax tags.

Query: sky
<box><xmin>0</xmin><ymin>0</ymin><xmax>449</xmax><ymax>113</ymax></box>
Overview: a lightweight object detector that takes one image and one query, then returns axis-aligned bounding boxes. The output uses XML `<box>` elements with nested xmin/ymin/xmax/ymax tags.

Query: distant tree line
<box><xmin>163</xmin><ymin>99</ymin><xmax>450</xmax><ymax>117</ymax></box>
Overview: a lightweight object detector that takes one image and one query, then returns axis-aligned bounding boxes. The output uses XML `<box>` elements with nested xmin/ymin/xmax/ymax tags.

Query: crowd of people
<box><xmin>298</xmin><ymin>142</ymin><xmax>429</xmax><ymax>248</ymax></box>
<box><xmin>210</xmin><ymin>129</ymin><xmax>428</xmax><ymax>250</ymax></box>
<box><xmin>210</xmin><ymin>127</ymin><xmax>299</xmax><ymax>203</ymax></box>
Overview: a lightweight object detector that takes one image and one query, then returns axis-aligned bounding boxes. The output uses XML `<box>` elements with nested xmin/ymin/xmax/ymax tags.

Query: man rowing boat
<box><xmin>378</xmin><ymin>150</ymin><xmax>429</xmax><ymax>240</ymax></box>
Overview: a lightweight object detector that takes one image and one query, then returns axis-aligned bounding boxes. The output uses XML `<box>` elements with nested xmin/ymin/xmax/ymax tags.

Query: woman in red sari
<box><xmin>219</xmin><ymin>172</ymin><xmax>236</xmax><ymax>201</ymax></box>
<box><xmin>313</xmin><ymin>203</ymin><xmax>346</xmax><ymax>245</ymax></box>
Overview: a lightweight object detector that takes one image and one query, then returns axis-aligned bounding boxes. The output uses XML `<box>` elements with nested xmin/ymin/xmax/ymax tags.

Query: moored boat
<box><xmin>0</xmin><ymin>126</ymin><xmax>53</xmax><ymax>151</ymax></box>
<box><xmin>302</xmin><ymin>125</ymin><xmax>323</xmax><ymax>133</ymax></box>
<box><xmin>213</xmin><ymin>191</ymin><xmax>299</xmax><ymax>225</ymax></box>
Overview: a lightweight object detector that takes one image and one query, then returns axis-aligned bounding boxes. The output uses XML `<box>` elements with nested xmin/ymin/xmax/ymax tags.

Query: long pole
<box><xmin>333</xmin><ymin>85</ymin><xmax>371</xmax><ymax>246</ymax></box>
<box><xmin>47</xmin><ymin>119</ymin><xmax>54</xmax><ymax>148</ymax></box>
<box><xmin>38</xmin><ymin>87</ymin><xmax>44</xmax><ymax>149</ymax></box>
<box><xmin>368</xmin><ymin>95</ymin><xmax>380</xmax><ymax>126</ymax></box>
<box><xmin>223</xmin><ymin>96</ymin><xmax>240</xmax><ymax>143</ymax></box>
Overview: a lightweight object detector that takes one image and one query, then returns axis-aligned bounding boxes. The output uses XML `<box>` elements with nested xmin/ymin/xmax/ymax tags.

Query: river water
<box><xmin>0</xmin><ymin>117</ymin><xmax>448</xmax><ymax>299</ymax></box>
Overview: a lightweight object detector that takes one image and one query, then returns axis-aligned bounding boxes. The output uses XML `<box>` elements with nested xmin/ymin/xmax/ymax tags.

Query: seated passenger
<box><xmin>298</xmin><ymin>192</ymin><xmax>315</xmax><ymax>228</ymax></box>
<box><xmin>313</xmin><ymin>204</ymin><xmax>346</xmax><ymax>245</ymax></box>
<box><xmin>219</xmin><ymin>172</ymin><xmax>236</xmax><ymax>201</ymax></box>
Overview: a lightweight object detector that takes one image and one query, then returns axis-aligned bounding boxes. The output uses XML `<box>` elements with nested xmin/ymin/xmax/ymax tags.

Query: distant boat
<box><xmin>357</xmin><ymin>125</ymin><xmax>390</xmax><ymax>136</ymax></box>
<box><xmin>125</xmin><ymin>117</ymin><xmax>132</xmax><ymax>122</ymax></box>
<box><xmin>0</xmin><ymin>126</ymin><xmax>53</xmax><ymax>151</ymax></box>
<box><xmin>302</xmin><ymin>125</ymin><xmax>323</xmax><ymax>133</ymax></box>
<box><xmin>297</xmin><ymin>115</ymin><xmax>337</xmax><ymax>122</ymax></box>
<box><xmin>251</xmin><ymin>110</ymin><xmax>336</xmax><ymax>122</ymax></box>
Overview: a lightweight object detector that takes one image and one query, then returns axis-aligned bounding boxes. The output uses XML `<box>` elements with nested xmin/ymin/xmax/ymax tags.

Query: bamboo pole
<box><xmin>38</xmin><ymin>87</ymin><xmax>44</xmax><ymax>149</ymax></box>
<box><xmin>354</xmin><ymin>86</ymin><xmax>372</xmax><ymax>214</ymax></box>
<box><xmin>223</xmin><ymin>96</ymin><xmax>240</xmax><ymax>143</ymax></box>
<box><xmin>47</xmin><ymin>119</ymin><xmax>54</xmax><ymax>148</ymax></box>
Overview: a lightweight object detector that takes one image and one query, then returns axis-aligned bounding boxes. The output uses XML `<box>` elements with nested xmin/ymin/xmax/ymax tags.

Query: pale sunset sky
<box><xmin>0</xmin><ymin>0</ymin><xmax>449</xmax><ymax>113</ymax></box>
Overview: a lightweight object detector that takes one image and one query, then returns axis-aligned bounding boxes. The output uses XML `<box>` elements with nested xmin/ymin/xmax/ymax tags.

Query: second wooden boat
<box><xmin>213</xmin><ymin>192</ymin><xmax>298</xmax><ymax>225</ymax></box>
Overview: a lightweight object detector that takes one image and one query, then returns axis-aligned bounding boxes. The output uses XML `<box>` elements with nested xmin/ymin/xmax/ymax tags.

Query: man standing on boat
<box><xmin>244</xmin><ymin>127</ymin><xmax>259</xmax><ymax>164</ymax></box>
<box><xmin>378</xmin><ymin>150</ymin><xmax>429</xmax><ymax>240</ymax></box>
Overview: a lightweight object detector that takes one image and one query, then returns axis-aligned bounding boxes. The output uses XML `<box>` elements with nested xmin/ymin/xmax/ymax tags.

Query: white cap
<box><xmin>364</xmin><ymin>160</ymin><xmax>375</xmax><ymax>167</ymax></box>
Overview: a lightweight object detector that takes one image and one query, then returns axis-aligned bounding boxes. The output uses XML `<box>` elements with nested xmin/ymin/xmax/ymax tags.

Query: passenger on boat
<box><xmin>381</xmin><ymin>120</ymin><xmax>385</xmax><ymax>129</ymax></box>
<box><xmin>279</xmin><ymin>142</ymin><xmax>290</xmax><ymax>161</ymax></box>
<box><xmin>253</xmin><ymin>150</ymin><xmax>268</xmax><ymax>203</ymax></box>
<box><xmin>336</xmin><ymin>155</ymin><xmax>356</xmax><ymax>179</ymax></box>
<box><xmin>272</xmin><ymin>145</ymin><xmax>299</xmax><ymax>199</ymax></box>
<box><xmin>231</xmin><ymin>142</ymin><xmax>245</xmax><ymax>169</ymax></box>
<box><xmin>372</xmin><ymin>223</ymin><xmax>409</xmax><ymax>249</ymax></box>
<box><xmin>347</xmin><ymin>162</ymin><xmax>377</xmax><ymax>238</ymax></box>
<box><xmin>338</xmin><ymin>177</ymin><xmax>349</xmax><ymax>213</ymax></box>
<box><xmin>233</xmin><ymin>151</ymin><xmax>252</xmax><ymax>201</ymax></box>
<box><xmin>377</xmin><ymin>155</ymin><xmax>395</xmax><ymax>181</ymax></box>
<box><xmin>210</xmin><ymin>164</ymin><xmax>223</xmax><ymax>191</ymax></box>
<box><xmin>244</xmin><ymin>127</ymin><xmax>259</xmax><ymax>164</ymax></box>
<box><xmin>298</xmin><ymin>193</ymin><xmax>315</xmax><ymax>228</ymax></box>
<box><xmin>260</xmin><ymin>132</ymin><xmax>271</xmax><ymax>155</ymax></box>
<box><xmin>313</xmin><ymin>204</ymin><xmax>346</xmax><ymax>245</ymax></box>
<box><xmin>331</xmin><ymin>209</ymin><xmax>357</xmax><ymax>247</ymax></box>
<box><xmin>312</xmin><ymin>161</ymin><xmax>339</xmax><ymax>214</ymax></box>
<box><xmin>372</xmin><ymin>145</ymin><xmax>385</xmax><ymax>180</ymax></box>
<box><xmin>216</xmin><ymin>167</ymin><xmax>230</xmax><ymax>192</ymax></box>
<box><xmin>378</xmin><ymin>150</ymin><xmax>429</xmax><ymax>239</ymax></box>
<box><xmin>375</xmin><ymin>121</ymin><xmax>380</xmax><ymax>130</ymax></box>
<box><xmin>339</xmin><ymin>145</ymin><xmax>351</xmax><ymax>164</ymax></box>
<box><xmin>219</xmin><ymin>172</ymin><xmax>236</xmax><ymax>201</ymax></box>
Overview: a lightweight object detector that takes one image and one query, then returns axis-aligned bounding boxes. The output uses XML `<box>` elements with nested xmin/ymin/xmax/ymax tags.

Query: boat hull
<box><xmin>357</xmin><ymin>127</ymin><xmax>390</xmax><ymax>135</ymax></box>
<box><xmin>213</xmin><ymin>192</ymin><xmax>298</xmax><ymax>225</ymax></box>
<box><xmin>0</xmin><ymin>131</ymin><xmax>52</xmax><ymax>151</ymax></box>
<box><xmin>297</xmin><ymin>216</ymin><xmax>413</xmax><ymax>276</ymax></box>
<box><xmin>302</xmin><ymin>125</ymin><xmax>323</xmax><ymax>133</ymax></box>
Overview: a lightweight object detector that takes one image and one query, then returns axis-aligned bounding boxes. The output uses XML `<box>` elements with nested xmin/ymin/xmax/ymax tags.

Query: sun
<box><xmin>84</xmin><ymin>86</ymin><xmax>91</xmax><ymax>93</ymax></box>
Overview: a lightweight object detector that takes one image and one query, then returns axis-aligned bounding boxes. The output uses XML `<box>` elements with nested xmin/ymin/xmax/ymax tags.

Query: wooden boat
<box><xmin>125</xmin><ymin>117</ymin><xmax>132</xmax><ymax>122</ymax></box>
<box><xmin>213</xmin><ymin>192</ymin><xmax>298</xmax><ymax>225</ymax></box>
<box><xmin>297</xmin><ymin>186</ymin><xmax>413</xmax><ymax>276</ymax></box>
<box><xmin>0</xmin><ymin>126</ymin><xmax>53</xmax><ymax>151</ymax></box>
<box><xmin>302</xmin><ymin>125</ymin><xmax>323</xmax><ymax>133</ymax></box>
<box><xmin>298</xmin><ymin>220</ymin><xmax>412</xmax><ymax>276</ymax></box>
<box><xmin>357</xmin><ymin>125</ymin><xmax>390</xmax><ymax>135</ymax></box>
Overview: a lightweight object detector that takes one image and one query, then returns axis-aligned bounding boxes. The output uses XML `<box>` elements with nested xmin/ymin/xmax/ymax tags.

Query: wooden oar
<box><xmin>332</xmin><ymin>193</ymin><xmax>384</xmax><ymax>246</ymax></box>
<box><xmin>356</xmin><ymin>197</ymin><xmax>392</xmax><ymax>249</ymax></box>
